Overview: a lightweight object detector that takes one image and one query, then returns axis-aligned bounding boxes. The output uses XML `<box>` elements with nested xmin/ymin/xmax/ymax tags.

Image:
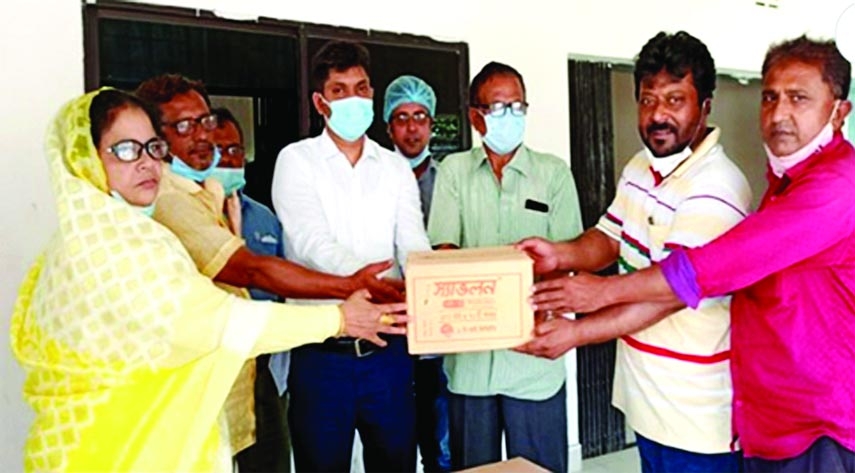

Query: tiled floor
<box><xmin>579</xmin><ymin>447</ymin><xmax>640</xmax><ymax>473</ymax></box>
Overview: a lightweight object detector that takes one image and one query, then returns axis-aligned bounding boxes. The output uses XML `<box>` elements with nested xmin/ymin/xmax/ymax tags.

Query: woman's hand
<box><xmin>339</xmin><ymin>289</ymin><xmax>408</xmax><ymax>346</ymax></box>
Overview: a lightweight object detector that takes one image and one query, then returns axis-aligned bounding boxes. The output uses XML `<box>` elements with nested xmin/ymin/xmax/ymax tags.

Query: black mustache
<box><xmin>769</xmin><ymin>125</ymin><xmax>795</xmax><ymax>135</ymax></box>
<box><xmin>191</xmin><ymin>141</ymin><xmax>213</xmax><ymax>153</ymax></box>
<box><xmin>646</xmin><ymin>122</ymin><xmax>678</xmax><ymax>135</ymax></box>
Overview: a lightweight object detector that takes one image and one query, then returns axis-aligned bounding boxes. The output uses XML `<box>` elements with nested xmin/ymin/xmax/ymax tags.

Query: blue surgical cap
<box><xmin>383</xmin><ymin>75</ymin><xmax>437</xmax><ymax>123</ymax></box>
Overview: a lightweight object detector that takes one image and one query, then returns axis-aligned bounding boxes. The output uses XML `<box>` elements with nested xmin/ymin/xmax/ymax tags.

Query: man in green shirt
<box><xmin>427</xmin><ymin>61</ymin><xmax>583</xmax><ymax>473</ymax></box>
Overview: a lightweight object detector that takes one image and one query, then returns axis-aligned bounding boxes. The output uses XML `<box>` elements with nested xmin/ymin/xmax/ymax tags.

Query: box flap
<box><xmin>408</xmin><ymin>246</ymin><xmax>531</xmax><ymax>266</ymax></box>
<box><xmin>458</xmin><ymin>457</ymin><xmax>551</xmax><ymax>472</ymax></box>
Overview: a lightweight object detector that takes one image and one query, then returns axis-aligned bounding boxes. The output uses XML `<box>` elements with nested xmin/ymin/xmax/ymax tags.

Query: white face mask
<box><xmin>765</xmin><ymin>100</ymin><xmax>840</xmax><ymax>177</ymax></box>
<box><xmin>642</xmin><ymin>107</ymin><xmax>705</xmax><ymax>176</ymax></box>
<box><xmin>644</xmin><ymin>145</ymin><xmax>692</xmax><ymax>176</ymax></box>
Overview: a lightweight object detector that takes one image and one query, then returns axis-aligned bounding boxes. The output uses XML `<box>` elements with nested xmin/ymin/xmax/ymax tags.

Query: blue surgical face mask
<box><xmin>210</xmin><ymin>167</ymin><xmax>247</xmax><ymax>196</ymax></box>
<box><xmin>110</xmin><ymin>190</ymin><xmax>155</xmax><ymax>218</ymax></box>
<box><xmin>481</xmin><ymin>113</ymin><xmax>526</xmax><ymax>155</ymax></box>
<box><xmin>170</xmin><ymin>145</ymin><xmax>222</xmax><ymax>182</ymax></box>
<box><xmin>322</xmin><ymin>96</ymin><xmax>374</xmax><ymax>142</ymax></box>
<box><xmin>395</xmin><ymin>145</ymin><xmax>431</xmax><ymax>169</ymax></box>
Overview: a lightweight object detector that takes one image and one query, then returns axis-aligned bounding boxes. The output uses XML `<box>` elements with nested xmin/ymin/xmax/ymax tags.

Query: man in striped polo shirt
<box><xmin>521</xmin><ymin>36</ymin><xmax>855</xmax><ymax>473</ymax></box>
<box><xmin>516</xmin><ymin>31</ymin><xmax>751</xmax><ymax>473</ymax></box>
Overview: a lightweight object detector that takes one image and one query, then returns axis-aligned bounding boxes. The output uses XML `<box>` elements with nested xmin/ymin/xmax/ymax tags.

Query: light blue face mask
<box><xmin>482</xmin><ymin>113</ymin><xmax>526</xmax><ymax>155</ymax></box>
<box><xmin>395</xmin><ymin>145</ymin><xmax>431</xmax><ymax>169</ymax></box>
<box><xmin>110</xmin><ymin>190</ymin><xmax>155</xmax><ymax>218</ymax></box>
<box><xmin>323</xmin><ymin>96</ymin><xmax>374</xmax><ymax>142</ymax></box>
<box><xmin>170</xmin><ymin>145</ymin><xmax>222</xmax><ymax>182</ymax></box>
<box><xmin>210</xmin><ymin>167</ymin><xmax>247</xmax><ymax>196</ymax></box>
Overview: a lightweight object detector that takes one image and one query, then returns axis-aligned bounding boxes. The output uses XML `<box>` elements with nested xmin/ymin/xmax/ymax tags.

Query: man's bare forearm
<box><xmin>556</xmin><ymin>228</ymin><xmax>620</xmax><ymax>272</ymax></box>
<box><xmin>574</xmin><ymin>298</ymin><xmax>685</xmax><ymax>346</ymax></box>
<box><xmin>217</xmin><ymin>247</ymin><xmax>355</xmax><ymax>300</ymax></box>
<box><xmin>598</xmin><ymin>265</ymin><xmax>682</xmax><ymax>309</ymax></box>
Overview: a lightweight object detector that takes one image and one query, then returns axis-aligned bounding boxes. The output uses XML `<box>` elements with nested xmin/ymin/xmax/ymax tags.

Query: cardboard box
<box><xmin>459</xmin><ymin>457</ymin><xmax>551</xmax><ymax>473</ymax></box>
<box><xmin>406</xmin><ymin>246</ymin><xmax>533</xmax><ymax>355</ymax></box>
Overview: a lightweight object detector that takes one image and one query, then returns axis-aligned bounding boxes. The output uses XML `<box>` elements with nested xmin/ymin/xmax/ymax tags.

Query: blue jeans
<box><xmin>415</xmin><ymin>357</ymin><xmax>451</xmax><ymax>472</ymax></box>
<box><xmin>288</xmin><ymin>337</ymin><xmax>416</xmax><ymax>472</ymax></box>
<box><xmin>636</xmin><ymin>433</ymin><xmax>742</xmax><ymax>473</ymax></box>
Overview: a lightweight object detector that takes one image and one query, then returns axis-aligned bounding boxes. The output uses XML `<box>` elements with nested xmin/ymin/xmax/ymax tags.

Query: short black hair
<box><xmin>469</xmin><ymin>61</ymin><xmax>526</xmax><ymax>106</ymax></box>
<box><xmin>211</xmin><ymin>106</ymin><xmax>243</xmax><ymax>142</ymax></box>
<box><xmin>634</xmin><ymin>31</ymin><xmax>716</xmax><ymax>105</ymax></box>
<box><xmin>135</xmin><ymin>74</ymin><xmax>211</xmax><ymax>115</ymax></box>
<box><xmin>311</xmin><ymin>41</ymin><xmax>371</xmax><ymax>93</ymax></box>
<box><xmin>90</xmin><ymin>89</ymin><xmax>162</xmax><ymax>148</ymax></box>
<box><xmin>762</xmin><ymin>35</ymin><xmax>851</xmax><ymax>100</ymax></box>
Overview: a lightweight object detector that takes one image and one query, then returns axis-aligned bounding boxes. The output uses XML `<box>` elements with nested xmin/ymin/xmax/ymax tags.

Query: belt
<box><xmin>319</xmin><ymin>337</ymin><xmax>383</xmax><ymax>357</ymax></box>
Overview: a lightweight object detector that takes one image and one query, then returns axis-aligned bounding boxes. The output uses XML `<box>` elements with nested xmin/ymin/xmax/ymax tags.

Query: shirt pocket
<box><xmin>248</xmin><ymin>231</ymin><xmax>281</xmax><ymax>258</ymax></box>
<box><xmin>648</xmin><ymin>223</ymin><xmax>672</xmax><ymax>262</ymax></box>
<box><xmin>516</xmin><ymin>196</ymin><xmax>550</xmax><ymax>239</ymax></box>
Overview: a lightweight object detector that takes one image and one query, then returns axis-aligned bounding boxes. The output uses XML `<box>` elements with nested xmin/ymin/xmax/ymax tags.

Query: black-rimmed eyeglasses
<box><xmin>108</xmin><ymin>137</ymin><xmax>170</xmax><ymax>162</ymax></box>
<box><xmin>163</xmin><ymin>113</ymin><xmax>218</xmax><ymax>136</ymax></box>
<box><xmin>472</xmin><ymin>101</ymin><xmax>529</xmax><ymax>117</ymax></box>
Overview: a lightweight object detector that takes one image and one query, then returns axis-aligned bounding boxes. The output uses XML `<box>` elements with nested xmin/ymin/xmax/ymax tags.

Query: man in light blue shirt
<box><xmin>211</xmin><ymin>107</ymin><xmax>291</xmax><ymax>473</ymax></box>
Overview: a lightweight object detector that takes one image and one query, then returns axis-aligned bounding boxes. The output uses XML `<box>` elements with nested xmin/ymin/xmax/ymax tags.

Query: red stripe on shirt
<box><xmin>605</xmin><ymin>212</ymin><xmax>623</xmax><ymax>226</ymax></box>
<box><xmin>621</xmin><ymin>335</ymin><xmax>730</xmax><ymax>364</ymax></box>
<box><xmin>621</xmin><ymin>231</ymin><xmax>650</xmax><ymax>258</ymax></box>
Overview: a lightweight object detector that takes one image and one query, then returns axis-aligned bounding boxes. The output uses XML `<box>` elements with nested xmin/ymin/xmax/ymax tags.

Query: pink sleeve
<box><xmin>687</xmin><ymin>167</ymin><xmax>855</xmax><ymax>297</ymax></box>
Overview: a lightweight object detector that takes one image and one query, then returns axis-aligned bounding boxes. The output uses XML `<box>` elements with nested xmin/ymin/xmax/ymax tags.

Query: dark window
<box><xmin>84</xmin><ymin>2</ymin><xmax>470</xmax><ymax>207</ymax></box>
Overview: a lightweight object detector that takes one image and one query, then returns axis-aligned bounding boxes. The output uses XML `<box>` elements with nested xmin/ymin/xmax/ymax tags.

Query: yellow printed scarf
<box><xmin>10</xmin><ymin>90</ymin><xmax>267</xmax><ymax>472</ymax></box>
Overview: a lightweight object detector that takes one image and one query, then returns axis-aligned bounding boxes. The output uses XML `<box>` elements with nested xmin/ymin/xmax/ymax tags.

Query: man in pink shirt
<box><xmin>517</xmin><ymin>36</ymin><xmax>855</xmax><ymax>472</ymax></box>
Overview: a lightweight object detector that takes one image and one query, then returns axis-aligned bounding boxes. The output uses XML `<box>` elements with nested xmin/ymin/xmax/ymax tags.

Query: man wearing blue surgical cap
<box><xmin>384</xmin><ymin>75</ymin><xmax>439</xmax><ymax>224</ymax></box>
<box><xmin>384</xmin><ymin>75</ymin><xmax>450</xmax><ymax>473</ymax></box>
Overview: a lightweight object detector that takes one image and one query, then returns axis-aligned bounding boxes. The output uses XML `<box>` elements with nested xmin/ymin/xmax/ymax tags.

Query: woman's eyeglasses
<box><xmin>163</xmin><ymin>113</ymin><xmax>218</xmax><ymax>136</ymax></box>
<box><xmin>108</xmin><ymin>137</ymin><xmax>170</xmax><ymax>163</ymax></box>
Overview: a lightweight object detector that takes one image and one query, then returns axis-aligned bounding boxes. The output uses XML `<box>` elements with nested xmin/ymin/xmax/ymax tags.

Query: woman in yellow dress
<box><xmin>10</xmin><ymin>88</ymin><xmax>407</xmax><ymax>472</ymax></box>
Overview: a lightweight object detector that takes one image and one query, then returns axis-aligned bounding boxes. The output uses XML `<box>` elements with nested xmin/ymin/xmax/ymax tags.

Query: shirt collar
<box><xmin>475</xmin><ymin>145</ymin><xmax>531</xmax><ymax>176</ymax></box>
<box><xmin>418</xmin><ymin>157</ymin><xmax>439</xmax><ymax>183</ymax></box>
<box><xmin>161</xmin><ymin>162</ymin><xmax>209</xmax><ymax>194</ymax></box>
<box><xmin>769</xmin><ymin>132</ymin><xmax>846</xmax><ymax>184</ymax></box>
<box><xmin>320</xmin><ymin>128</ymin><xmax>379</xmax><ymax>162</ymax></box>
<box><xmin>666</xmin><ymin>126</ymin><xmax>721</xmax><ymax>181</ymax></box>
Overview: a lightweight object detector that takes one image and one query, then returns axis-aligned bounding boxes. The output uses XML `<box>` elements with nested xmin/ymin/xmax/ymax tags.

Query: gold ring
<box><xmin>379</xmin><ymin>313</ymin><xmax>395</xmax><ymax>325</ymax></box>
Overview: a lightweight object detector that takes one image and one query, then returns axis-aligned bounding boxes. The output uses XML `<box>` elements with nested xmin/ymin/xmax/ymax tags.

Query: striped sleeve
<box><xmin>662</xmin><ymin>165</ymin><xmax>752</xmax><ymax>253</ymax></box>
<box><xmin>596</xmin><ymin>175</ymin><xmax>628</xmax><ymax>242</ymax></box>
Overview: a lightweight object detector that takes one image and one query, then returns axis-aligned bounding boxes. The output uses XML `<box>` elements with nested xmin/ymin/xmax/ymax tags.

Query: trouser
<box><xmin>415</xmin><ymin>357</ymin><xmax>451</xmax><ymax>472</ymax></box>
<box><xmin>743</xmin><ymin>436</ymin><xmax>855</xmax><ymax>473</ymax></box>
<box><xmin>448</xmin><ymin>385</ymin><xmax>568</xmax><ymax>473</ymax></box>
<box><xmin>234</xmin><ymin>354</ymin><xmax>291</xmax><ymax>472</ymax></box>
<box><xmin>288</xmin><ymin>336</ymin><xmax>416</xmax><ymax>472</ymax></box>
<box><xmin>636</xmin><ymin>433</ymin><xmax>742</xmax><ymax>473</ymax></box>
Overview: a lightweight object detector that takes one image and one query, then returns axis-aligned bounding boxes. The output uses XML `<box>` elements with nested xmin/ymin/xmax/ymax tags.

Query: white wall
<box><xmin>1</xmin><ymin>0</ymin><xmax>850</xmax><ymax>470</ymax></box>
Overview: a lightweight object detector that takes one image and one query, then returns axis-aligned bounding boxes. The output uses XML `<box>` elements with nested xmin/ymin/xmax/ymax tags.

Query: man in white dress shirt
<box><xmin>271</xmin><ymin>40</ymin><xmax>431</xmax><ymax>472</ymax></box>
